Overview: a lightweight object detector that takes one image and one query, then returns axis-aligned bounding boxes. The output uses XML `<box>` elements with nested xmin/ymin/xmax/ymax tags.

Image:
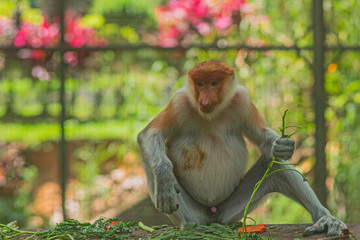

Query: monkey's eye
<box><xmin>196</xmin><ymin>82</ymin><xmax>204</xmax><ymax>87</ymax></box>
<box><xmin>211</xmin><ymin>81</ymin><xmax>219</xmax><ymax>87</ymax></box>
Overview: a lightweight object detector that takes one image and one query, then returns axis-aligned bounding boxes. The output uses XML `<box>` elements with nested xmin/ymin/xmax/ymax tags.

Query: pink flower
<box><xmin>168</xmin><ymin>26</ymin><xmax>180</xmax><ymax>37</ymax></box>
<box><xmin>157</xmin><ymin>26</ymin><xmax>181</xmax><ymax>47</ymax></box>
<box><xmin>214</xmin><ymin>15</ymin><xmax>232</xmax><ymax>30</ymax></box>
<box><xmin>39</xmin><ymin>18</ymin><xmax>60</xmax><ymax>47</ymax></box>
<box><xmin>10</xmin><ymin>10</ymin><xmax>107</xmax><ymax>67</ymax></box>
<box><xmin>64</xmin><ymin>51</ymin><xmax>78</xmax><ymax>66</ymax></box>
<box><xmin>31</xmin><ymin>65</ymin><xmax>50</xmax><ymax>80</ymax></box>
<box><xmin>14</xmin><ymin>30</ymin><xmax>27</xmax><ymax>47</ymax></box>
<box><xmin>159</xmin><ymin>37</ymin><xmax>178</xmax><ymax>47</ymax></box>
<box><xmin>153</xmin><ymin>0</ymin><xmax>248</xmax><ymax>46</ymax></box>
<box><xmin>65</xmin><ymin>11</ymin><xmax>107</xmax><ymax>47</ymax></box>
<box><xmin>0</xmin><ymin>17</ymin><xmax>16</xmax><ymax>44</ymax></box>
<box><xmin>195</xmin><ymin>21</ymin><xmax>210</xmax><ymax>35</ymax></box>
<box><xmin>193</xmin><ymin>0</ymin><xmax>209</xmax><ymax>18</ymax></box>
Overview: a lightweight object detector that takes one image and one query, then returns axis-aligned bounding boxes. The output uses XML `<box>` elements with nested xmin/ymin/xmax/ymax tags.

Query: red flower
<box><xmin>31</xmin><ymin>49</ymin><xmax>46</xmax><ymax>60</ymax></box>
<box><xmin>105</xmin><ymin>221</ymin><xmax>119</xmax><ymax>231</ymax></box>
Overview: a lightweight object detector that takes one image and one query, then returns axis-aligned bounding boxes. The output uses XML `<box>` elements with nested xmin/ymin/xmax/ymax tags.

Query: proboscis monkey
<box><xmin>137</xmin><ymin>60</ymin><xmax>346</xmax><ymax>237</ymax></box>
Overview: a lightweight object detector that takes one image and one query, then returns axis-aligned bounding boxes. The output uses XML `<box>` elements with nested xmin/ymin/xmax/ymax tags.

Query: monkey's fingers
<box><xmin>272</xmin><ymin>144</ymin><xmax>295</xmax><ymax>152</ymax></box>
<box><xmin>303</xmin><ymin>223</ymin><xmax>326</xmax><ymax>237</ymax></box>
<box><xmin>274</xmin><ymin>137</ymin><xmax>295</xmax><ymax>146</ymax></box>
<box><xmin>155</xmin><ymin>183</ymin><xmax>179</xmax><ymax>214</ymax></box>
<box><xmin>272</xmin><ymin>153</ymin><xmax>294</xmax><ymax>161</ymax></box>
<box><xmin>272</xmin><ymin>145</ymin><xmax>294</xmax><ymax>160</ymax></box>
<box><xmin>155</xmin><ymin>195</ymin><xmax>179</xmax><ymax>214</ymax></box>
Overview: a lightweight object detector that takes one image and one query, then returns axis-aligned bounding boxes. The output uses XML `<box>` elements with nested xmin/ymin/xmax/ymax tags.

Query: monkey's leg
<box><xmin>215</xmin><ymin>155</ymin><xmax>346</xmax><ymax>236</ymax></box>
<box><xmin>264</xmin><ymin>162</ymin><xmax>347</xmax><ymax>237</ymax></box>
<box><xmin>143</xmin><ymin>161</ymin><xmax>211</xmax><ymax>227</ymax></box>
<box><xmin>165</xmin><ymin>182</ymin><xmax>212</xmax><ymax>227</ymax></box>
<box><xmin>214</xmin><ymin>154</ymin><xmax>272</xmax><ymax>224</ymax></box>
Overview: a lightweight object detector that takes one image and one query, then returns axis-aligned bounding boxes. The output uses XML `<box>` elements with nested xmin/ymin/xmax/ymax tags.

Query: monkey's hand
<box><xmin>303</xmin><ymin>214</ymin><xmax>347</xmax><ymax>237</ymax></box>
<box><xmin>271</xmin><ymin>137</ymin><xmax>295</xmax><ymax>160</ymax></box>
<box><xmin>154</xmin><ymin>176</ymin><xmax>180</xmax><ymax>214</ymax></box>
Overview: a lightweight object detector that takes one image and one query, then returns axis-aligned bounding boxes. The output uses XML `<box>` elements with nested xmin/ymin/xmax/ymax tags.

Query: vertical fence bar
<box><xmin>313</xmin><ymin>0</ymin><xmax>327</xmax><ymax>206</ymax></box>
<box><xmin>59</xmin><ymin>0</ymin><xmax>67</xmax><ymax>220</ymax></box>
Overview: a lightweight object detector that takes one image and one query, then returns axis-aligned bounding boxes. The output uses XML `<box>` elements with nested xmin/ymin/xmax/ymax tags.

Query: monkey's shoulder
<box><xmin>170</xmin><ymin>89</ymin><xmax>200</xmax><ymax>120</ymax></box>
<box><xmin>229</xmin><ymin>85</ymin><xmax>252</xmax><ymax>108</ymax></box>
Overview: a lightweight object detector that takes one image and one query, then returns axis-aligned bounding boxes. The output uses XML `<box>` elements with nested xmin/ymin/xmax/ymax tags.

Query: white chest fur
<box><xmin>167</xmin><ymin>126</ymin><xmax>248</xmax><ymax>206</ymax></box>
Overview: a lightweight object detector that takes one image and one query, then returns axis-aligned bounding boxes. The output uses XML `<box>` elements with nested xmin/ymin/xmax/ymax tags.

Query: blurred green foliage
<box><xmin>90</xmin><ymin>0</ymin><xmax>160</xmax><ymax>21</ymax></box>
<box><xmin>0</xmin><ymin>0</ymin><xmax>359</xmax><ymax>227</ymax></box>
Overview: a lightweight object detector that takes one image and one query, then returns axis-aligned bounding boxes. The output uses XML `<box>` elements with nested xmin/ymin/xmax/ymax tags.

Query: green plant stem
<box><xmin>281</xmin><ymin>109</ymin><xmax>288</xmax><ymax>136</ymax></box>
<box><xmin>152</xmin><ymin>224</ymin><xmax>168</xmax><ymax>230</ymax></box>
<box><xmin>265</xmin><ymin>168</ymin><xmax>301</xmax><ymax>178</ymax></box>
<box><xmin>241</xmin><ymin>110</ymin><xmax>296</xmax><ymax>239</ymax></box>
<box><xmin>0</xmin><ymin>223</ymin><xmax>35</xmax><ymax>235</ymax></box>
<box><xmin>272</xmin><ymin>160</ymin><xmax>298</xmax><ymax>165</ymax></box>
<box><xmin>139</xmin><ymin>221</ymin><xmax>156</xmax><ymax>233</ymax></box>
<box><xmin>241</xmin><ymin>158</ymin><xmax>277</xmax><ymax>238</ymax></box>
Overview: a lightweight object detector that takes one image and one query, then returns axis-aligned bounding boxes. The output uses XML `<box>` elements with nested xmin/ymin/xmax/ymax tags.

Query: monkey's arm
<box><xmin>242</xmin><ymin>102</ymin><xmax>295</xmax><ymax>160</ymax></box>
<box><xmin>137</xmin><ymin>101</ymin><xmax>180</xmax><ymax>214</ymax></box>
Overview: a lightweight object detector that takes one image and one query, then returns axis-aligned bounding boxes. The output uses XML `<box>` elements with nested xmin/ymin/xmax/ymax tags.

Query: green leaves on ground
<box><xmin>0</xmin><ymin>218</ymin><xmax>273</xmax><ymax>240</ymax></box>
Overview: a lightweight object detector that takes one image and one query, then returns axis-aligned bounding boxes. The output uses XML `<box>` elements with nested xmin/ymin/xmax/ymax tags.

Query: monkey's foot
<box><xmin>303</xmin><ymin>215</ymin><xmax>347</xmax><ymax>237</ymax></box>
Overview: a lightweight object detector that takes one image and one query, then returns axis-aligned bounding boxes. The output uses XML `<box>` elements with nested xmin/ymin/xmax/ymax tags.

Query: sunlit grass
<box><xmin>0</xmin><ymin>119</ymin><xmax>148</xmax><ymax>146</ymax></box>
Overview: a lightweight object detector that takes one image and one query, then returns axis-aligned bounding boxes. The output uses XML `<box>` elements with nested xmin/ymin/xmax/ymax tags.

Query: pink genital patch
<box><xmin>211</xmin><ymin>207</ymin><xmax>217</xmax><ymax>213</ymax></box>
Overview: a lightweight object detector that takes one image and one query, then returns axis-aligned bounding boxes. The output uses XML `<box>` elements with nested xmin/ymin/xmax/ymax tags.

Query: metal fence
<box><xmin>1</xmin><ymin>0</ymin><xmax>360</xmax><ymax>219</ymax></box>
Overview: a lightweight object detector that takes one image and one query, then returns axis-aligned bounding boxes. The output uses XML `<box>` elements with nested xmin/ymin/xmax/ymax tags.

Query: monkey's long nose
<box><xmin>199</xmin><ymin>99</ymin><xmax>215</xmax><ymax>113</ymax></box>
<box><xmin>200</xmin><ymin>98</ymin><xmax>211</xmax><ymax>107</ymax></box>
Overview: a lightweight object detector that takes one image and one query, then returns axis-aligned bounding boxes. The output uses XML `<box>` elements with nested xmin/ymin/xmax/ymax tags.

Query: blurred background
<box><xmin>0</xmin><ymin>0</ymin><xmax>359</xmax><ymax>228</ymax></box>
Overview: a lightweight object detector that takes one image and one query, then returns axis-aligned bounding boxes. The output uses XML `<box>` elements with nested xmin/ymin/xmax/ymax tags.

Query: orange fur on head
<box><xmin>188</xmin><ymin>60</ymin><xmax>235</xmax><ymax>82</ymax></box>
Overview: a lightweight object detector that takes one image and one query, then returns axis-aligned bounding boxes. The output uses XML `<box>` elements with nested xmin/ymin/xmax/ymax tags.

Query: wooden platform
<box><xmin>16</xmin><ymin>223</ymin><xmax>359</xmax><ymax>239</ymax></box>
<box><xmin>256</xmin><ymin>224</ymin><xmax>359</xmax><ymax>239</ymax></box>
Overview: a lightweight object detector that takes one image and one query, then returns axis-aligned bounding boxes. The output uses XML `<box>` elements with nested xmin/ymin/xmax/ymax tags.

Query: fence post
<box><xmin>312</xmin><ymin>0</ymin><xmax>327</xmax><ymax>206</ymax></box>
<box><xmin>59</xmin><ymin>0</ymin><xmax>67</xmax><ymax>220</ymax></box>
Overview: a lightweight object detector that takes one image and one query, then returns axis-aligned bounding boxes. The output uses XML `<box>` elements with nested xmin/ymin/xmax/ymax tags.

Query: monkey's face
<box><xmin>188</xmin><ymin>60</ymin><xmax>235</xmax><ymax>115</ymax></box>
<box><xmin>194</xmin><ymin>79</ymin><xmax>222</xmax><ymax>113</ymax></box>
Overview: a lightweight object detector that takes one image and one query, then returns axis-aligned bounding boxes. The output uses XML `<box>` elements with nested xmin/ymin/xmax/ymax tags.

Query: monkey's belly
<box><xmin>179</xmin><ymin>161</ymin><xmax>244</xmax><ymax>206</ymax></box>
<box><xmin>169</xmin><ymin>138</ymin><xmax>248</xmax><ymax>206</ymax></box>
